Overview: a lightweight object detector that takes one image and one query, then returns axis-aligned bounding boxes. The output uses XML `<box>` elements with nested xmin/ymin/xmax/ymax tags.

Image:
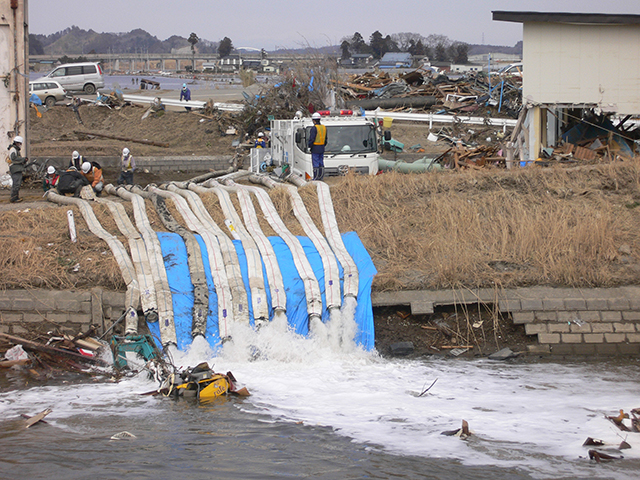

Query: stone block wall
<box><xmin>372</xmin><ymin>285</ymin><xmax>640</xmax><ymax>356</ymax></box>
<box><xmin>0</xmin><ymin>288</ymin><xmax>126</xmax><ymax>337</ymax></box>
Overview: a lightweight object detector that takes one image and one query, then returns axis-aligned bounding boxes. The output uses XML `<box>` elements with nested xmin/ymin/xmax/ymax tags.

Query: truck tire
<box><xmin>44</xmin><ymin>96</ymin><xmax>56</xmax><ymax>107</ymax></box>
<box><xmin>84</xmin><ymin>83</ymin><xmax>96</xmax><ymax>94</ymax></box>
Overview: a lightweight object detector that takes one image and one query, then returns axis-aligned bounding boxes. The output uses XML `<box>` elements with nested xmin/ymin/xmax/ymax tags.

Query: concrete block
<box><xmin>410</xmin><ymin>300</ymin><xmax>434</xmax><ymax>315</ymax></box>
<box><xmin>617</xmin><ymin>343</ymin><xmax>640</xmax><ymax>355</ymax></box>
<box><xmin>608</xmin><ymin>298</ymin><xmax>631</xmax><ymax>311</ymax></box>
<box><xmin>520</xmin><ymin>298</ymin><xmax>544</xmax><ymax>311</ymax></box>
<box><xmin>578</xmin><ymin>310</ymin><xmax>601</xmax><ymax>322</ymax></box>
<box><xmin>550</xmin><ymin>344</ymin><xmax>575</xmax><ymax>355</ymax></box>
<box><xmin>12</xmin><ymin>298</ymin><xmax>54</xmax><ymax>312</ymax></box>
<box><xmin>590</xmin><ymin>323</ymin><xmax>614</xmax><ymax>333</ymax></box>
<box><xmin>0</xmin><ymin>324</ymin><xmax>9</xmax><ymax>334</ymax></box>
<box><xmin>547</xmin><ymin>322</ymin><xmax>571</xmax><ymax>333</ymax></box>
<box><xmin>572</xmin><ymin>344</ymin><xmax>597</xmax><ymax>355</ymax></box>
<box><xmin>538</xmin><ymin>333</ymin><xmax>561</xmax><ymax>344</ymax></box>
<box><xmin>527</xmin><ymin>344</ymin><xmax>551</xmax><ymax>355</ymax></box>
<box><xmin>586</xmin><ymin>299</ymin><xmax>608</xmax><ymax>310</ymax></box>
<box><xmin>564</xmin><ymin>299</ymin><xmax>587</xmax><ymax>310</ymax></box>
<box><xmin>535</xmin><ymin>311</ymin><xmax>558</xmax><ymax>321</ymax></box>
<box><xmin>102</xmin><ymin>291</ymin><xmax>125</xmax><ymax>307</ymax></box>
<box><xmin>583</xmin><ymin>333</ymin><xmax>605</xmax><ymax>343</ymax></box>
<box><xmin>601</xmin><ymin>311</ymin><xmax>622</xmax><ymax>323</ymax></box>
<box><xmin>1</xmin><ymin>312</ymin><xmax>23</xmax><ymax>323</ymax></box>
<box><xmin>498</xmin><ymin>299</ymin><xmax>521</xmax><ymax>312</ymax></box>
<box><xmin>525</xmin><ymin>323</ymin><xmax>548</xmax><ymax>335</ymax></box>
<box><xmin>569</xmin><ymin>323</ymin><xmax>592</xmax><ymax>334</ymax></box>
<box><xmin>11</xmin><ymin>325</ymin><xmax>29</xmax><ymax>334</ymax></box>
<box><xmin>79</xmin><ymin>301</ymin><xmax>92</xmax><ymax>314</ymax></box>
<box><xmin>0</xmin><ymin>298</ymin><xmax>13</xmax><ymax>310</ymax></box>
<box><xmin>627</xmin><ymin>333</ymin><xmax>640</xmax><ymax>343</ymax></box>
<box><xmin>621</xmin><ymin>311</ymin><xmax>640</xmax><ymax>321</ymax></box>
<box><xmin>561</xmin><ymin>333</ymin><xmax>583</xmax><ymax>344</ymax></box>
<box><xmin>613</xmin><ymin>323</ymin><xmax>636</xmax><ymax>333</ymax></box>
<box><xmin>542</xmin><ymin>298</ymin><xmax>565</xmax><ymax>310</ymax></box>
<box><xmin>629</xmin><ymin>298</ymin><xmax>640</xmax><ymax>310</ymax></box>
<box><xmin>69</xmin><ymin>313</ymin><xmax>93</xmax><ymax>325</ymax></box>
<box><xmin>557</xmin><ymin>311</ymin><xmax>580</xmax><ymax>323</ymax></box>
<box><xmin>512</xmin><ymin>311</ymin><xmax>534</xmax><ymax>324</ymax></box>
<box><xmin>55</xmin><ymin>298</ymin><xmax>82</xmax><ymax>313</ymax></box>
<box><xmin>45</xmin><ymin>312</ymin><xmax>69</xmax><ymax>324</ymax></box>
<box><xmin>595</xmin><ymin>344</ymin><xmax>619</xmax><ymax>356</ymax></box>
<box><xmin>22</xmin><ymin>313</ymin><xmax>44</xmax><ymax>323</ymax></box>
<box><xmin>604</xmin><ymin>333</ymin><xmax>626</xmax><ymax>343</ymax></box>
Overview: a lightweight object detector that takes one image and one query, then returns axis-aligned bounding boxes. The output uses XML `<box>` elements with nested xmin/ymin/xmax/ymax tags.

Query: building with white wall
<box><xmin>0</xmin><ymin>0</ymin><xmax>29</xmax><ymax>174</ymax></box>
<box><xmin>493</xmin><ymin>11</ymin><xmax>640</xmax><ymax>160</ymax></box>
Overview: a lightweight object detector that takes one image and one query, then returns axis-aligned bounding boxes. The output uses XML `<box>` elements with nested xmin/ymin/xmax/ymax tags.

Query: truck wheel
<box><xmin>44</xmin><ymin>96</ymin><xmax>56</xmax><ymax>107</ymax></box>
<box><xmin>84</xmin><ymin>84</ymin><xmax>96</xmax><ymax>94</ymax></box>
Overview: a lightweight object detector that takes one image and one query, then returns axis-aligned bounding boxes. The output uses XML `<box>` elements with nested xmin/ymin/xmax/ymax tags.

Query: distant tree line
<box><xmin>340</xmin><ymin>31</ymin><xmax>470</xmax><ymax>63</ymax></box>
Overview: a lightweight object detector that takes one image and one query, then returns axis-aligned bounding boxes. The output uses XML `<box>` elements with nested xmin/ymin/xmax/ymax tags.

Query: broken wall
<box><xmin>0</xmin><ymin>0</ymin><xmax>29</xmax><ymax>175</ymax></box>
<box><xmin>523</xmin><ymin>22</ymin><xmax>640</xmax><ymax>115</ymax></box>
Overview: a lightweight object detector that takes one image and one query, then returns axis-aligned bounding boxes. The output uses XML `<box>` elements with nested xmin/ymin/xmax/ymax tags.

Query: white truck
<box><xmin>250</xmin><ymin>112</ymin><xmax>380</xmax><ymax>179</ymax></box>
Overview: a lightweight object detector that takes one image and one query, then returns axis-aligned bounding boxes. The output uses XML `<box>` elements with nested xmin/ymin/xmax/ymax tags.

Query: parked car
<box><xmin>493</xmin><ymin>62</ymin><xmax>523</xmax><ymax>78</ymax></box>
<box><xmin>36</xmin><ymin>62</ymin><xmax>104</xmax><ymax>94</ymax></box>
<box><xmin>29</xmin><ymin>80</ymin><xmax>67</xmax><ymax>107</ymax></box>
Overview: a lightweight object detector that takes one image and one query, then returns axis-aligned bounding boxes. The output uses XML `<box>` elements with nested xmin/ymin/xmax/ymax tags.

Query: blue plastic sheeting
<box><xmin>562</xmin><ymin>118</ymin><xmax>633</xmax><ymax>157</ymax></box>
<box><xmin>152</xmin><ymin>231</ymin><xmax>377</xmax><ymax>352</ymax></box>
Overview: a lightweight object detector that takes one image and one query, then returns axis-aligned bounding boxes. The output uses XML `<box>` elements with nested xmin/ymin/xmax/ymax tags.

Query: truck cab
<box><xmin>258</xmin><ymin>113</ymin><xmax>379</xmax><ymax>179</ymax></box>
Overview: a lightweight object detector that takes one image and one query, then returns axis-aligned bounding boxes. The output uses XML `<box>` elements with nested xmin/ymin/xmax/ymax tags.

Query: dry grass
<box><xmin>3</xmin><ymin>161</ymin><xmax>640</xmax><ymax>293</ymax></box>
<box><xmin>330</xmin><ymin>162</ymin><xmax>640</xmax><ymax>291</ymax></box>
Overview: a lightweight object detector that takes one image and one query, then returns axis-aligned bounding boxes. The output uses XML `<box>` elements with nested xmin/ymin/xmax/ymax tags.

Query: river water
<box><xmin>2</xmin><ymin>311</ymin><xmax>640</xmax><ymax>480</ymax></box>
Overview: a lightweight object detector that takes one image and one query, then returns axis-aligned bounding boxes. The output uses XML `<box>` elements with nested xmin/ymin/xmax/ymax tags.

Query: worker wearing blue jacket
<box><xmin>307</xmin><ymin>112</ymin><xmax>327</xmax><ymax>180</ymax></box>
<box><xmin>180</xmin><ymin>83</ymin><xmax>191</xmax><ymax>111</ymax></box>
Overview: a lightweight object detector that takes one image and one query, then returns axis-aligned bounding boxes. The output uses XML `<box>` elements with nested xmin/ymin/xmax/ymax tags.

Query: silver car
<box><xmin>37</xmin><ymin>62</ymin><xmax>105</xmax><ymax>94</ymax></box>
<box><xmin>29</xmin><ymin>80</ymin><xmax>68</xmax><ymax>107</ymax></box>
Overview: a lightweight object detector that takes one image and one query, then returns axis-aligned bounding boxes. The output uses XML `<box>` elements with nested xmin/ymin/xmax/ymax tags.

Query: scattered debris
<box><xmin>388</xmin><ymin>341</ymin><xmax>414</xmax><ymax>356</ymax></box>
<box><xmin>488</xmin><ymin>347</ymin><xmax>521</xmax><ymax>361</ymax></box>
<box><xmin>154</xmin><ymin>362</ymin><xmax>249</xmax><ymax>401</ymax></box>
<box><xmin>441</xmin><ymin>420</ymin><xmax>472</xmax><ymax>439</ymax></box>
<box><xmin>589</xmin><ymin>450</ymin><xmax>624</xmax><ymax>463</ymax></box>
<box><xmin>110</xmin><ymin>431</ymin><xmax>137</xmax><ymax>440</ymax></box>
<box><xmin>417</xmin><ymin>378</ymin><xmax>438</xmax><ymax>397</ymax></box>
<box><xmin>24</xmin><ymin>408</ymin><xmax>52</xmax><ymax>428</ymax></box>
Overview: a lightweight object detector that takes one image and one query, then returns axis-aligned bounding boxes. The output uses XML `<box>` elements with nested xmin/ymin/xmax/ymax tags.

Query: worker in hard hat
<box><xmin>81</xmin><ymin>161</ymin><xmax>104</xmax><ymax>195</ymax></box>
<box><xmin>307</xmin><ymin>112</ymin><xmax>327</xmax><ymax>180</ymax></box>
<box><xmin>7</xmin><ymin>135</ymin><xmax>27</xmax><ymax>203</ymax></box>
<box><xmin>42</xmin><ymin>165</ymin><xmax>60</xmax><ymax>192</ymax></box>
<box><xmin>254</xmin><ymin>132</ymin><xmax>267</xmax><ymax>148</ymax></box>
<box><xmin>117</xmin><ymin>147</ymin><xmax>135</xmax><ymax>185</ymax></box>
<box><xmin>180</xmin><ymin>83</ymin><xmax>192</xmax><ymax>111</ymax></box>
<box><xmin>69</xmin><ymin>150</ymin><xmax>85</xmax><ymax>170</ymax></box>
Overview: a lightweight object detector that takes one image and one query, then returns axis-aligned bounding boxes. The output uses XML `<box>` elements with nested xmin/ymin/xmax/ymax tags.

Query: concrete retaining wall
<box><xmin>372</xmin><ymin>286</ymin><xmax>640</xmax><ymax>356</ymax></box>
<box><xmin>0</xmin><ymin>288</ymin><xmax>125</xmax><ymax>337</ymax></box>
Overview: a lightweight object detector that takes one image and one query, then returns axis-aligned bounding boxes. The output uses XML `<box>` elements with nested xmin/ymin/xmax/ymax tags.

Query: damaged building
<box><xmin>493</xmin><ymin>11</ymin><xmax>640</xmax><ymax>162</ymax></box>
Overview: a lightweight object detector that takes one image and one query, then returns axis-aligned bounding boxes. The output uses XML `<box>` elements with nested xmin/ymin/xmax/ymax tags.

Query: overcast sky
<box><xmin>28</xmin><ymin>0</ymin><xmax>640</xmax><ymax>49</ymax></box>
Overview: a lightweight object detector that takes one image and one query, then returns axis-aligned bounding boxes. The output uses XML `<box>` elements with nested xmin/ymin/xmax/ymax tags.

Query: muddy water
<box><xmin>2</xmin><ymin>348</ymin><xmax>640</xmax><ymax>480</ymax></box>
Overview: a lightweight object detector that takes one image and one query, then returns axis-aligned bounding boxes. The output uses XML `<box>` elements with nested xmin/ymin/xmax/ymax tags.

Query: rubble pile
<box><xmin>333</xmin><ymin>68</ymin><xmax>523</xmax><ymax>118</ymax></box>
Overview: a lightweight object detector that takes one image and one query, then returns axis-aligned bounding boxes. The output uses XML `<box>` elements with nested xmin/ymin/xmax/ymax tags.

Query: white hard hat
<box><xmin>123</xmin><ymin>147</ymin><xmax>130</xmax><ymax>155</ymax></box>
<box><xmin>72</xmin><ymin>150</ymin><xmax>79</xmax><ymax>159</ymax></box>
<box><xmin>81</xmin><ymin>161</ymin><xmax>91</xmax><ymax>173</ymax></box>
<box><xmin>47</xmin><ymin>166</ymin><xmax>56</xmax><ymax>175</ymax></box>
<box><xmin>295</xmin><ymin>110</ymin><xmax>302</xmax><ymax>118</ymax></box>
<box><xmin>258</xmin><ymin>132</ymin><xmax>264</xmax><ymax>137</ymax></box>
<box><xmin>182</xmin><ymin>83</ymin><xmax>187</xmax><ymax>88</ymax></box>
<box><xmin>14</xmin><ymin>136</ymin><xmax>23</xmax><ymax>144</ymax></box>
<box><xmin>312</xmin><ymin>112</ymin><xmax>321</xmax><ymax>120</ymax></box>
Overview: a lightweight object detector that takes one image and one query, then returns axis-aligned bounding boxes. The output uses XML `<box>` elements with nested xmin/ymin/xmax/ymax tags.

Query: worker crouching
<box><xmin>81</xmin><ymin>161</ymin><xmax>104</xmax><ymax>195</ymax></box>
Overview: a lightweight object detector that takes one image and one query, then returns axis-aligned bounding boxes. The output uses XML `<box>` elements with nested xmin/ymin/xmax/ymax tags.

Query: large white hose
<box><xmin>153</xmin><ymin>185</ymin><xmax>236</xmax><ymax>338</ymax></box>
<box><xmin>233</xmin><ymin>181</ymin><xmax>323</xmax><ymax>320</ymax></box>
<box><xmin>95</xmin><ymin>198</ymin><xmax>158</xmax><ymax>322</ymax></box>
<box><xmin>315</xmin><ymin>182</ymin><xmax>359</xmax><ymax>298</ymax></box>
<box><xmin>284</xmin><ymin>185</ymin><xmax>342</xmax><ymax>310</ymax></box>
<box><xmin>197</xmin><ymin>180</ymin><xmax>276</xmax><ymax>324</ymax></box>
<box><xmin>45</xmin><ymin>191</ymin><xmax>140</xmax><ymax>335</ymax></box>
<box><xmin>106</xmin><ymin>185</ymin><xmax>177</xmax><ymax>346</ymax></box>
<box><xmin>166</xmin><ymin>184</ymin><xmax>250</xmax><ymax>328</ymax></box>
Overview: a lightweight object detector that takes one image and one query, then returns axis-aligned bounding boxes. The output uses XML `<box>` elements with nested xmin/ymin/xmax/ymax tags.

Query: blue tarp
<box><xmin>153</xmin><ymin>231</ymin><xmax>377</xmax><ymax>352</ymax></box>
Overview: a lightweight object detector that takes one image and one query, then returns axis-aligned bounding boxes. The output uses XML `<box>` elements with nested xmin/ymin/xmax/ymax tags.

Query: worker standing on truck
<box><xmin>308</xmin><ymin>112</ymin><xmax>327</xmax><ymax>180</ymax></box>
<box><xmin>7</xmin><ymin>136</ymin><xmax>26</xmax><ymax>203</ymax></box>
<box><xmin>180</xmin><ymin>83</ymin><xmax>192</xmax><ymax>111</ymax></box>
<box><xmin>117</xmin><ymin>147</ymin><xmax>135</xmax><ymax>185</ymax></box>
<box><xmin>255</xmin><ymin>132</ymin><xmax>267</xmax><ymax>148</ymax></box>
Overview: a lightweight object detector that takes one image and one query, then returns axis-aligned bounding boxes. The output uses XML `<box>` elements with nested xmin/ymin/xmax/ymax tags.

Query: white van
<box><xmin>37</xmin><ymin>62</ymin><xmax>105</xmax><ymax>94</ymax></box>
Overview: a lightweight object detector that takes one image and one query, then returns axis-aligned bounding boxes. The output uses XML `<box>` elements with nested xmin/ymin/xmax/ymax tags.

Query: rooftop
<box><xmin>493</xmin><ymin>11</ymin><xmax>640</xmax><ymax>25</ymax></box>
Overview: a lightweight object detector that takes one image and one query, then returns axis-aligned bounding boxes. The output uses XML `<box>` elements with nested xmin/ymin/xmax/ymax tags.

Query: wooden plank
<box><xmin>25</xmin><ymin>408</ymin><xmax>52</xmax><ymax>428</ymax></box>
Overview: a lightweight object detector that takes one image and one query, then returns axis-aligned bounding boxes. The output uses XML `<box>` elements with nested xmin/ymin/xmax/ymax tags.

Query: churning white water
<box><xmin>2</xmin><ymin>304</ymin><xmax>640</xmax><ymax>480</ymax></box>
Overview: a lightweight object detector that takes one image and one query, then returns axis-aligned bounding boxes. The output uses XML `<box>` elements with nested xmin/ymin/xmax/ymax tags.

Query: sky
<box><xmin>28</xmin><ymin>0</ymin><xmax>640</xmax><ymax>50</ymax></box>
